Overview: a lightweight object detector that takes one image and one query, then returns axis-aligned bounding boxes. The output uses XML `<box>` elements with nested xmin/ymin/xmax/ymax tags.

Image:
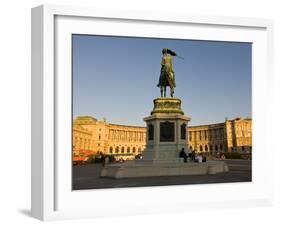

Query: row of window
<box><xmin>190</xmin><ymin>145</ymin><xmax>252</xmax><ymax>152</ymax></box>
<box><xmin>189</xmin><ymin>130</ymin><xmax>224</xmax><ymax>141</ymax></box>
<box><xmin>109</xmin><ymin>146</ymin><xmax>142</xmax><ymax>154</ymax></box>
<box><xmin>230</xmin><ymin>146</ymin><xmax>252</xmax><ymax>151</ymax></box>
<box><xmin>73</xmin><ymin>137</ymin><xmax>93</xmax><ymax>150</ymax></box>
<box><xmin>109</xmin><ymin>130</ymin><xmax>146</xmax><ymax>142</ymax></box>
<box><xmin>190</xmin><ymin>144</ymin><xmax>224</xmax><ymax>152</ymax></box>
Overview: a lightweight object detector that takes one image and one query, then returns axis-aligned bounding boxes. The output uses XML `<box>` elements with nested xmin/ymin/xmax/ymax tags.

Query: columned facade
<box><xmin>73</xmin><ymin>124</ymin><xmax>93</xmax><ymax>156</ymax></box>
<box><xmin>188</xmin><ymin>118</ymin><xmax>252</xmax><ymax>153</ymax></box>
<box><xmin>188</xmin><ymin>123</ymin><xmax>226</xmax><ymax>154</ymax></box>
<box><xmin>73</xmin><ymin>116</ymin><xmax>146</xmax><ymax>160</ymax></box>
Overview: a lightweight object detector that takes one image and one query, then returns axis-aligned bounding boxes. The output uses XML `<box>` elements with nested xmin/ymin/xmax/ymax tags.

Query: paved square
<box><xmin>72</xmin><ymin>159</ymin><xmax>251</xmax><ymax>190</ymax></box>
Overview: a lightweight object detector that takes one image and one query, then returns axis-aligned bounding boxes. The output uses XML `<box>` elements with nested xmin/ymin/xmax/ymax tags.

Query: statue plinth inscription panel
<box><xmin>160</xmin><ymin>121</ymin><xmax>175</xmax><ymax>142</ymax></box>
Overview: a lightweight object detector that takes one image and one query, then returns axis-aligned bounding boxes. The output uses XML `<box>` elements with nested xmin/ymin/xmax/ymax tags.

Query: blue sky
<box><xmin>72</xmin><ymin>34</ymin><xmax>251</xmax><ymax>126</ymax></box>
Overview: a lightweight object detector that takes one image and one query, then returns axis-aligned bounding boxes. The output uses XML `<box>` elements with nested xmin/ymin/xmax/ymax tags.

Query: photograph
<box><xmin>71</xmin><ymin>34</ymin><xmax>252</xmax><ymax>190</ymax></box>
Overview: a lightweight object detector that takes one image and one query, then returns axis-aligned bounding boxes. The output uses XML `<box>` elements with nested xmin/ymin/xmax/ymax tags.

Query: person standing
<box><xmin>179</xmin><ymin>148</ymin><xmax>188</xmax><ymax>163</ymax></box>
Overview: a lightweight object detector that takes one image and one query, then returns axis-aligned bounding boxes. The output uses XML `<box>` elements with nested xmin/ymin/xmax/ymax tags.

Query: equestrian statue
<box><xmin>157</xmin><ymin>48</ymin><xmax>183</xmax><ymax>97</ymax></box>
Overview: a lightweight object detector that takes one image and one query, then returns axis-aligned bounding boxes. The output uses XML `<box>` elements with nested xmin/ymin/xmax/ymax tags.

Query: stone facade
<box><xmin>73</xmin><ymin>116</ymin><xmax>146</xmax><ymax>160</ymax></box>
<box><xmin>225</xmin><ymin>118</ymin><xmax>252</xmax><ymax>152</ymax></box>
<box><xmin>73</xmin><ymin>116</ymin><xmax>252</xmax><ymax>160</ymax></box>
<box><xmin>73</xmin><ymin>124</ymin><xmax>93</xmax><ymax>155</ymax></box>
<box><xmin>188</xmin><ymin>118</ymin><xmax>252</xmax><ymax>153</ymax></box>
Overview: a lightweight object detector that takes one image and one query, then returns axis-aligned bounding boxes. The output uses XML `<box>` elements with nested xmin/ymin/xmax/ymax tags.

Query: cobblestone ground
<box><xmin>72</xmin><ymin>159</ymin><xmax>251</xmax><ymax>190</ymax></box>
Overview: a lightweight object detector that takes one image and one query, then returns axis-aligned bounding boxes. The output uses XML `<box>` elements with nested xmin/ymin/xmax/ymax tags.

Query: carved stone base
<box><xmin>151</xmin><ymin>97</ymin><xmax>184</xmax><ymax>115</ymax></box>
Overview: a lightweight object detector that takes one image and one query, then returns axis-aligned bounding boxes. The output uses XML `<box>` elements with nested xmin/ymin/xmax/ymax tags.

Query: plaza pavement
<box><xmin>72</xmin><ymin>159</ymin><xmax>251</xmax><ymax>190</ymax></box>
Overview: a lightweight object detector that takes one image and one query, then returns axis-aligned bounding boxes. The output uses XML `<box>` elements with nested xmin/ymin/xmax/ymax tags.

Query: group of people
<box><xmin>179</xmin><ymin>148</ymin><xmax>206</xmax><ymax>163</ymax></box>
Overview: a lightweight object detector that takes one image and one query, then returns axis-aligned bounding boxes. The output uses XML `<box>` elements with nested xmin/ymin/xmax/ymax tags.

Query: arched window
<box><xmin>109</xmin><ymin>147</ymin><xmax>113</xmax><ymax>154</ymax></box>
<box><xmin>210</xmin><ymin>145</ymin><xmax>213</xmax><ymax>151</ymax></box>
<box><xmin>127</xmin><ymin>147</ymin><xmax>130</xmax><ymax>153</ymax></box>
<box><xmin>115</xmin><ymin>146</ymin><xmax>119</xmax><ymax>153</ymax></box>
<box><xmin>189</xmin><ymin>146</ymin><xmax>193</xmax><ymax>150</ymax></box>
<box><xmin>200</xmin><ymin>145</ymin><xmax>203</xmax><ymax>152</ymax></box>
<box><xmin>215</xmin><ymin>145</ymin><xmax>218</xmax><ymax>151</ymax></box>
<box><xmin>121</xmin><ymin>147</ymin><xmax>125</xmax><ymax>153</ymax></box>
<box><xmin>205</xmin><ymin>145</ymin><xmax>208</xmax><ymax>152</ymax></box>
<box><xmin>133</xmin><ymin>147</ymin><xmax>136</xmax><ymax>153</ymax></box>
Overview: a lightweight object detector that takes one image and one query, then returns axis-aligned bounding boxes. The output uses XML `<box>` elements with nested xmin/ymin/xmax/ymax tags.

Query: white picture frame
<box><xmin>31</xmin><ymin>4</ymin><xmax>274</xmax><ymax>221</ymax></box>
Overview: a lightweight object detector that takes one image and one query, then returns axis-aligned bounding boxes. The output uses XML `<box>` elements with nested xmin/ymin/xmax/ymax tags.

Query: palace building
<box><xmin>73</xmin><ymin>116</ymin><xmax>146</xmax><ymax>160</ymax></box>
<box><xmin>188</xmin><ymin>117</ymin><xmax>252</xmax><ymax>153</ymax></box>
<box><xmin>73</xmin><ymin>116</ymin><xmax>252</xmax><ymax>161</ymax></box>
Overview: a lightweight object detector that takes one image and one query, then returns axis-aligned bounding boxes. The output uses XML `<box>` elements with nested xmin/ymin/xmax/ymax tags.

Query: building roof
<box><xmin>109</xmin><ymin>123</ymin><xmax>146</xmax><ymax>129</ymax></box>
<box><xmin>189</xmin><ymin>122</ymin><xmax>225</xmax><ymax>129</ymax></box>
<box><xmin>74</xmin><ymin>116</ymin><xmax>97</xmax><ymax>125</ymax></box>
<box><xmin>189</xmin><ymin>117</ymin><xmax>252</xmax><ymax>129</ymax></box>
<box><xmin>73</xmin><ymin>115</ymin><xmax>251</xmax><ymax>130</ymax></box>
<box><xmin>73</xmin><ymin>124</ymin><xmax>92</xmax><ymax>135</ymax></box>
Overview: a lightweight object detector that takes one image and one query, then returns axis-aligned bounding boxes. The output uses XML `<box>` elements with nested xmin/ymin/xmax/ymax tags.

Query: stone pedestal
<box><xmin>142</xmin><ymin>98</ymin><xmax>191</xmax><ymax>163</ymax></box>
<box><xmin>101</xmin><ymin>97</ymin><xmax>228</xmax><ymax>178</ymax></box>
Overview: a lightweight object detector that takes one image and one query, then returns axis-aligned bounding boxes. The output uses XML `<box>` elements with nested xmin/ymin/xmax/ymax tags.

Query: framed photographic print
<box><xmin>31</xmin><ymin>4</ymin><xmax>274</xmax><ymax>221</ymax></box>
